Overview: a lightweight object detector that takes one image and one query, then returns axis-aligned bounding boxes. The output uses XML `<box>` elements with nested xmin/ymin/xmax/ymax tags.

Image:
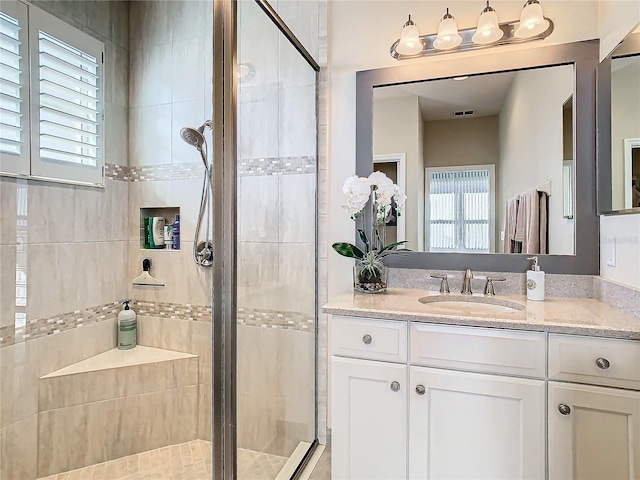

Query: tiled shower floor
<box><xmin>38</xmin><ymin>440</ymin><xmax>288</xmax><ymax>480</ymax></box>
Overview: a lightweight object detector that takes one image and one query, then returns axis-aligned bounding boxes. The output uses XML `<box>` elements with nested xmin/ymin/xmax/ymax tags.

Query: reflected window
<box><xmin>426</xmin><ymin>167</ymin><xmax>493</xmax><ymax>253</ymax></box>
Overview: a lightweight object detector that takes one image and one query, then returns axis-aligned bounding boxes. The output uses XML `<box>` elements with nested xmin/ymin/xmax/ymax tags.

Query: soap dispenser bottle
<box><xmin>118</xmin><ymin>300</ymin><xmax>137</xmax><ymax>350</ymax></box>
<box><xmin>526</xmin><ymin>256</ymin><xmax>545</xmax><ymax>301</ymax></box>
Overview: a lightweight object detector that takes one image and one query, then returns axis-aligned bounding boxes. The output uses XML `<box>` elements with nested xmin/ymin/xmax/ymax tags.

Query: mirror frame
<box><xmin>356</xmin><ymin>40</ymin><xmax>599</xmax><ymax>275</ymax></box>
<box><xmin>597</xmin><ymin>31</ymin><xmax>640</xmax><ymax>215</ymax></box>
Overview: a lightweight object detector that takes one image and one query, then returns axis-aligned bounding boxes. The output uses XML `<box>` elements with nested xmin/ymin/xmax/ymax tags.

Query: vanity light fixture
<box><xmin>471</xmin><ymin>1</ymin><xmax>503</xmax><ymax>45</ymax></box>
<box><xmin>396</xmin><ymin>15</ymin><xmax>423</xmax><ymax>55</ymax></box>
<box><xmin>433</xmin><ymin>8</ymin><xmax>463</xmax><ymax>50</ymax></box>
<box><xmin>514</xmin><ymin>0</ymin><xmax>550</xmax><ymax>38</ymax></box>
<box><xmin>390</xmin><ymin>0</ymin><xmax>553</xmax><ymax>60</ymax></box>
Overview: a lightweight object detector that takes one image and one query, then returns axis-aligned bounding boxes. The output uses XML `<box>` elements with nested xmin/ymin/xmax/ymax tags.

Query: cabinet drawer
<box><xmin>410</xmin><ymin>323</ymin><xmax>546</xmax><ymax>378</ymax></box>
<box><xmin>331</xmin><ymin>315</ymin><xmax>407</xmax><ymax>363</ymax></box>
<box><xmin>549</xmin><ymin>334</ymin><xmax>640</xmax><ymax>390</ymax></box>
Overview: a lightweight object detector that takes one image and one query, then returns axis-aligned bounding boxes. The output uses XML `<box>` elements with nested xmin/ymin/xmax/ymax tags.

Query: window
<box><xmin>0</xmin><ymin>1</ymin><xmax>104</xmax><ymax>186</ymax></box>
<box><xmin>426</xmin><ymin>166</ymin><xmax>495</xmax><ymax>253</ymax></box>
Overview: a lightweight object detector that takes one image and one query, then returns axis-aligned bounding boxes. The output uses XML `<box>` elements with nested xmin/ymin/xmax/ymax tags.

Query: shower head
<box><xmin>180</xmin><ymin>120</ymin><xmax>213</xmax><ymax>151</ymax></box>
<box><xmin>180</xmin><ymin>127</ymin><xmax>205</xmax><ymax>150</ymax></box>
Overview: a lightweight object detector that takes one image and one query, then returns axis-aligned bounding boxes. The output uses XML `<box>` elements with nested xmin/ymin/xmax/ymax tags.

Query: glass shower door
<box><xmin>235</xmin><ymin>0</ymin><xmax>319</xmax><ymax>476</ymax></box>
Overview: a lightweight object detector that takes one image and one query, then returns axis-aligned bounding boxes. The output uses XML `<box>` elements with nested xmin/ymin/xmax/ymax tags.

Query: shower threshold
<box><xmin>37</xmin><ymin>440</ymin><xmax>290</xmax><ymax>480</ymax></box>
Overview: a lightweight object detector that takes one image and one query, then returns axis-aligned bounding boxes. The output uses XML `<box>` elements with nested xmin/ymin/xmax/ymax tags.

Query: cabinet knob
<box><xmin>362</xmin><ymin>334</ymin><xmax>372</xmax><ymax>345</ymax></box>
<box><xmin>595</xmin><ymin>357</ymin><xmax>610</xmax><ymax>370</ymax></box>
<box><xmin>415</xmin><ymin>385</ymin><xmax>426</xmax><ymax>395</ymax></box>
<box><xmin>558</xmin><ymin>404</ymin><xmax>572</xmax><ymax>415</ymax></box>
<box><xmin>390</xmin><ymin>381</ymin><xmax>400</xmax><ymax>392</ymax></box>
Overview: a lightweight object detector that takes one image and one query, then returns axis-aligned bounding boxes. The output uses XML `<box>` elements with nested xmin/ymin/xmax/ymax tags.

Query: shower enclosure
<box><xmin>0</xmin><ymin>0</ymin><xmax>320</xmax><ymax>478</ymax></box>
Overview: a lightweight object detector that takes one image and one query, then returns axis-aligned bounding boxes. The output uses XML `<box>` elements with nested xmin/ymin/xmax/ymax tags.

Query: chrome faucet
<box><xmin>461</xmin><ymin>268</ymin><xmax>473</xmax><ymax>295</ymax></box>
<box><xmin>483</xmin><ymin>276</ymin><xmax>506</xmax><ymax>296</ymax></box>
<box><xmin>430</xmin><ymin>273</ymin><xmax>450</xmax><ymax>294</ymax></box>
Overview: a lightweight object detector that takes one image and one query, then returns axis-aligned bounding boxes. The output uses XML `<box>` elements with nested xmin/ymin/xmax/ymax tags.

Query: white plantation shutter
<box><xmin>29</xmin><ymin>6</ymin><xmax>103</xmax><ymax>185</ymax></box>
<box><xmin>0</xmin><ymin>1</ymin><xmax>29</xmax><ymax>175</ymax></box>
<box><xmin>427</xmin><ymin>167</ymin><xmax>494</xmax><ymax>253</ymax></box>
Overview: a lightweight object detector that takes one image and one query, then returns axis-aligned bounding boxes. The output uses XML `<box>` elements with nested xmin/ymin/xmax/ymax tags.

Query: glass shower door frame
<box><xmin>211</xmin><ymin>0</ymin><xmax>321</xmax><ymax>478</ymax></box>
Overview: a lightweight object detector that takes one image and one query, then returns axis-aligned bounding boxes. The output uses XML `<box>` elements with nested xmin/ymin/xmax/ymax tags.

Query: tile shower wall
<box><xmin>236</xmin><ymin>0</ymin><xmax>317</xmax><ymax>456</ymax></box>
<box><xmin>0</xmin><ymin>2</ymin><xmax>129</xmax><ymax>479</ymax></box>
<box><xmin>127</xmin><ymin>0</ymin><xmax>214</xmax><ymax>443</ymax></box>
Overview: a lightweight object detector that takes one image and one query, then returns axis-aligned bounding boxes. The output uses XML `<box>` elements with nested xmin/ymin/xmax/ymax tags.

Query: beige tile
<box><xmin>128</xmin><ymin>1</ymin><xmax>172</xmax><ymax>51</ymax></box>
<box><xmin>278</xmin><ymin>85</ymin><xmax>317</xmax><ymax>158</ymax></box>
<box><xmin>278</xmin><ymin>174</ymin><xmax>316</xmax><ymax>243</ymax></box>
<box><xmin>172</xmin><ymin>2</ymin><xmax>209</xmax><ymax>43</ymax></box>
<box><xmin>278</xmin><ymin>242</ymin><xmax>316</xmax><ymax>316</ymax></box>
<box><xmin>0</xmin><ymin>245</ymin><xmax>17</xmax><ymax>328</ymax></box>
<box><xmin>171</xmin><ymin>37</ymin><xmax>205</xmax><ymax>104</ymax></box>
<box><xmin>27</xmin><ymin>181</ymin><xmax>76</xmax><ymax>244</ymax></box>
<box><xmin>239</xmin><ymin>176</ymin><xmax>279</xmax><ymax>243</ymax></box>
<box><xmin>129</xmin><ymin>43</ymin><xmax>172</xmax><ymax>108</ymax></box>
<box><xmin>198</xmin><ymin>386</ymin><xmax>211</xmax><ymax>441</ymax></box>
<box><xmin>0</xmin><ymin>177</ymin><xmax>19</xmax><ymax>246</ymax></box>
<box><xmin>170</xmin><ymin>177</ymin><xmax>207</xmax><ymax>240</ymax></box>
<box><xmin>104</xmin><ymin>103</ymin><xmax>129</xmax><ymax>167</ymax></box>
<box><xmin>237</xmin><ymin>85</ymin><xmax>279</xmax><ymax>160</ymax></box>
<box><xmin>107</xmin><ymin>180</ymin><xmax>129</xmax><ymax>242</ymax></box>
<box><xmin>39</xmin><ymin>356</ymin><xmax>198</xmax><ymax>411</ymax></box>
<box><xmin>129</xmin><ymin>105</ymin><xmax>172</xmax><ymax>166</ymax></box>
<box><xmin>38</xmin><ymin>386</ymin><xmax>198</xmax><ymax>477</ymax></box>
<box><xmin>0</xmin><ymin>414</ymin><xmax>38</xmax><ymax>480</ymax></box>
<box><xmin>1</xmin><ymin>341</ymin><xmax>39</xmax><ymax>429</ymax></box>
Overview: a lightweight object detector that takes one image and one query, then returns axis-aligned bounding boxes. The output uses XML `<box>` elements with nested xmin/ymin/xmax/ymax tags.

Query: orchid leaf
<box><xmin>357</xmin><ymin>229</ymin><xmax>370</xmax><ymax>252</ymax></box>
<box><xmin>381</xmin><ymin>240</ymin><xmax>409</xmax><ymax>252</ymax></box>
<box><xmin>332</xmin><ymin>242</ymin><xmax>365</xmax><ymax>259</ymax></box>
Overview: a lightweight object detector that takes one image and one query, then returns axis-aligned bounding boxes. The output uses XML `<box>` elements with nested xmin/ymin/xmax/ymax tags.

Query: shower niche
<box><xmin>139</xmin><ymin>206</ymin><xmax>181</xmax><ymax>250</ymax></box>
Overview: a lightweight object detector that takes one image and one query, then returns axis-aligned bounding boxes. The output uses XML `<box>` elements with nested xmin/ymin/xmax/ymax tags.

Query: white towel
<box><xmin>517</xmin><ymin>188</ymin><xmax>540</xmax><ymax>254</ymax></box>
<box><xmin>503</xmin><ymin>198</ymin><xmax>519</xmax><ymax>253</ymax></box>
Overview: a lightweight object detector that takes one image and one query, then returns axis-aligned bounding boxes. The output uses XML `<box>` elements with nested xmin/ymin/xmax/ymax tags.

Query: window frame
<box><xmin>0</xmin><ymin>0</ymin><xmax>105</xmax><ymax>187</ymax></box>
<box><xmin>425</xmin><ymin>164</ymin><xmax>496</xmax><ymax>254</ymax></box>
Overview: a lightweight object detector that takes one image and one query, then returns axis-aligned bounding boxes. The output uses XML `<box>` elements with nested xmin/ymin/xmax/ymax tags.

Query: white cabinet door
<box><xmin>331</xmin><ymin>357</ymin><xmax>407</xmax><ymax>480</ymax></box>
<box><xmin>549</xmin><ymin>382</ymin><xmax>640</xmax><ymax>480</ymax></box>
<box><xmin>409</xmin><ymin>366</ymin><xmax>545</xmax><ymax>480</ymax></box>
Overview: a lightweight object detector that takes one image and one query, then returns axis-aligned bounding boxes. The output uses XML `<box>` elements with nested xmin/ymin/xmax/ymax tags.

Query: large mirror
<box><xmin>356</xmin><ymin>40</ymin><xmax>600</xmax><ymax>274</ymax></box>
<box><xmin>373</xmin><ymin>65</ymin><xmax>575</xmax><ymax>255</ymax></box>
<box><xmin>601</xmin><ymin>27</ymin><xmax>640</xmax><ymax>213</ymax></box>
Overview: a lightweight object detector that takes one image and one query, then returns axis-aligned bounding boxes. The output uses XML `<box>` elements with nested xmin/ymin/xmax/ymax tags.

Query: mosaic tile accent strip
<box><xmin>104</xmin><ymin>163</ymin><xmax>130</xmax><ymax>181</ymax></box>
<box><xmin>129</xmin><ymin>162</ymin><xmax>204</xmax><ymax>182</ymax></box>
<box><xmin>238</xmin><ymin>156</ymin><xmax>316</xmax><ymax>177</ymax></box>
<box><xmin>131</xmin><ymin>300</ymin><xmax>212</xmax><ymax>322</ymax></box>
<box><xmin>0</xmin><ymin>302</ymin><xmax>122</xmax><ymax>348</ymax></box>
<box><xmin>238</xmin><ymin>307</ymin><xmax>315</xmax><ymax>332</ymax></box>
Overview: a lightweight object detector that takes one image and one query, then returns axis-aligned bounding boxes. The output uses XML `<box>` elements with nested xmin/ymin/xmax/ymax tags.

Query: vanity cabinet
<box><xmin>331</xmin><ymin>356</ymin><xmax>407</xmax><ymax>479</ymax></box>
<box><xmin>409</xmin><ymin>366</ymin><xmax>545</xmax><ymax>479</ymax></box>
<box><xmin>331</xmin><ymin>316</ymin><xmax>640</xmax><ymax>480</ymax></box>
<box><xmin>547</xmin><ymin>333</ymin><xmax>640</xmax><ymax>480</ymax></box>
<box><xmin>548</xmin><ymin>382</ymin><xmax>640</xmax><ymax>480</ymax></box>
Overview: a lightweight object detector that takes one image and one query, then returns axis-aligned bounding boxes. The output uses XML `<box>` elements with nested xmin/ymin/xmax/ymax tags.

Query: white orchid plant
<box><xmin>333</xmin><ymin>171</ymin><xmax>408</xmax><ymax>285</ymax></box>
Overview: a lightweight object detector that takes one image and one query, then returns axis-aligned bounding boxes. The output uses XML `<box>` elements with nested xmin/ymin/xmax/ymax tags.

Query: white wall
<box><xmin>598</xmin><ymin>0</ymin><xmax>640</xmax><ymax>59</ymax></box>
<box><xmin>373</xmin><ymin>96</ymin><xmax>423</xmax><ymax>250</ymax></box>
<box><xmin>498</xmin><ymin>66</ymin><xmax>574</xmax><ymax>255</ymax></box>
<box><xmin>328</xmin><ymin>1</ymin><xmax>601</xmax><ymax>298</ymax></box>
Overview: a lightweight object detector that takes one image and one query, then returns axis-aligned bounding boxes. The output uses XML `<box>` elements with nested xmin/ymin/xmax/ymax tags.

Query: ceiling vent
<box><xmin>453</xmin><ymin>110</ymin><xmax>475</xmax><ymax>117</ymax></box>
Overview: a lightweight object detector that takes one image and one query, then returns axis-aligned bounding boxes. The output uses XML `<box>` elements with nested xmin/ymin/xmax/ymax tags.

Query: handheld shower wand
<box><xmin>180</xmin><ymin>120</ymin><xmax>214</xmax><ymax>267</ymax></box>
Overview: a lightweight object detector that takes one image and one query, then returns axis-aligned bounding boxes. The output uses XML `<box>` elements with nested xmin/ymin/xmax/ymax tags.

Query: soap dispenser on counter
<box><xmin>118</xmin><ymin>300</ymin><xmax>137</xmax><ymax>350</ymax></box>
<box><xmin>526</xmin><ymin>256</ymin><xmax>545</xmax><ymax>301</ymax></box>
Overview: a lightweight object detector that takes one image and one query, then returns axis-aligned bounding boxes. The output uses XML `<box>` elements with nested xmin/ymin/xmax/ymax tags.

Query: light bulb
<box><xmin>515</xmin><ymin>0</ymin><xmax>550</xmax><ymax>38</ymax></box>
<box><xmin>396</xmin><ymin>15</ymin><xmax>423</xmax><ymax>55</ymax></box>
<box><xmin>472</xmin><ymin>2</ymin><xmax>504</xmax><ymax>45</ymax></box>
<box><xmin>433</xmin><ymin>8</ymin><xmax>462</xmax><ymax>50</ymax></box>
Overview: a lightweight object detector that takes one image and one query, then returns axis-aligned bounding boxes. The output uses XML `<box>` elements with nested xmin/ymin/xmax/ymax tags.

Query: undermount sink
<box><xmin>417</xmin><ymin>295</ymin><xmax>526</xmax><ymax>315</ymax></box>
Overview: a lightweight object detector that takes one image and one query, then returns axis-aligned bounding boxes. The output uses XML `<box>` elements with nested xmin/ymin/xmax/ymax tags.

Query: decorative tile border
<box><xmin>238</xmin><ymin>307</ymin><xmax>315</xmax><ymax>332</ymax></box>
<box><xmin>131</xmin><ymin>300</ymin><xmax>212</xmax><ymax>322</ymax></box>
<box><xmin>238</xmin><ymin>156</ymin><xmax>316</xmax><ymax>177</ymax></box>
<box><xmin>104</xmin><ymin>163</ymin><xmax>130</xmax><ymax>182</ymax></box>
<box><xmin>129</xmin><ymin>163</ymin><xmax>204</xmax><ymax>182</ymax></box>
<box><xmin>0</xmin><ymin>301</ymin><xmax>122</xmax><ymax>348</ymax></box>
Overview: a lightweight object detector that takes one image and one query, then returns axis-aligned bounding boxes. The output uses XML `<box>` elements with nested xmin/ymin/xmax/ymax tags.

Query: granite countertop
<box><xmin>323</xmin><ymin>289</ymin><xmax>640</xmax><ymax>340</ymax></box>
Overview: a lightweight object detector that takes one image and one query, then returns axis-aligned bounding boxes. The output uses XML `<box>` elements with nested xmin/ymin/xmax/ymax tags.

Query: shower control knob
<box><xmin>558</xmin><ymin>404</ymin><xmax>571</xmax><ymax>415</ymax></box>
<box><xmin>362</xmin><ymin>334</ymin><xmax>372</xmax><ymax>345</ymax></box>
<box><xmin>390</xmin><ymin>381</ymin><xmax>400</xmax><ymax>392</ymax></box>
<box><xmin>595</xmin><ymin>357</ymin><xmax>610</xmax><ymax>369</ymax></box>
<box><xmin>415</xmin><ymin>385</ymin><xmax>426</xmax><ymax>395</ymax></box>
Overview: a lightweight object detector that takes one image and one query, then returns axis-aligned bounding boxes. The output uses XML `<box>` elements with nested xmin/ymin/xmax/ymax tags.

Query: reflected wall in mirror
<box><xmin>610</xmin><ymin>31</ymin><xmax>640</xmax><ymax>211</ymax></box>
<box><xmin>372</xmin><ymin>64</ymin><xmax>575</xmax><ymax>255</ymax></box>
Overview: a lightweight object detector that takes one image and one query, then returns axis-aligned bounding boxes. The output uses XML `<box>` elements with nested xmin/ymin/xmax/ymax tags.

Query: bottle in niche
<box><xmin>526</xmin><ymin>256</ymin><xmax>545</xmax><ymax>301</ymax></box>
